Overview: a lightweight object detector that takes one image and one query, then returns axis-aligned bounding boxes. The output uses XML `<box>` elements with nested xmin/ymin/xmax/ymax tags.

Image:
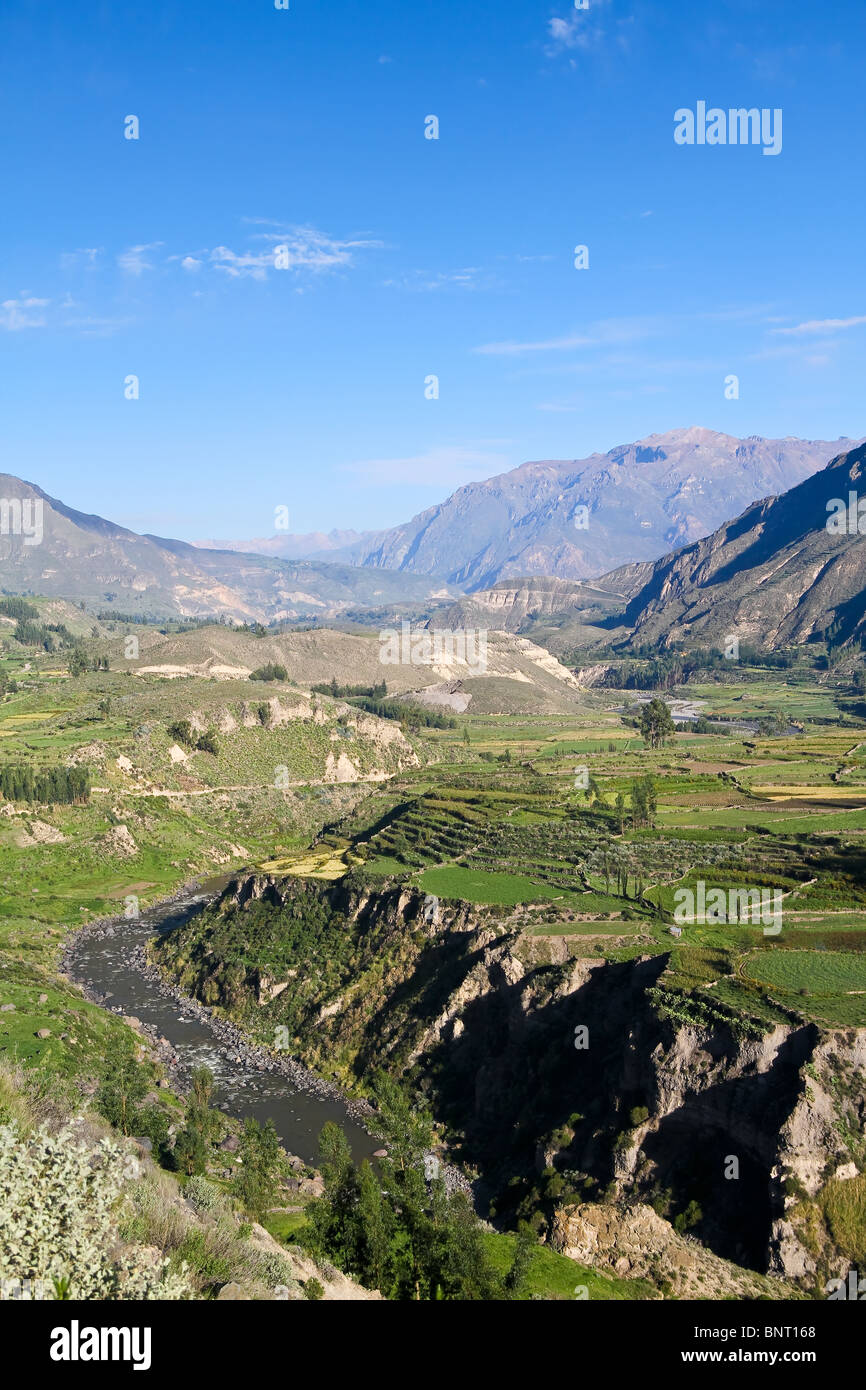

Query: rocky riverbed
<box><xmin>60</xmin><ymin>882</ymin><xmax>470</xmax><ymax>1195</ymax></box>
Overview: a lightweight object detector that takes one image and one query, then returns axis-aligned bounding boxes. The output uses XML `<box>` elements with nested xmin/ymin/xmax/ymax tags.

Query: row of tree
<box><xmin>311</xmin><ymin>677</ymin><xmax>388</xmax><ymax>699</ymax></box>
<box><xmin>0</xmin><ymin>764</ymin><xmax>90</xmax><ymax>805</ymax></box>
<box><xmin>349</xmin><ymin>695</ymin><xmax>457</xmax><ymax>729</ymax></box>
<box><xmin>580</xmin><ymin>773</ymin><xmax>658</xmax><ymax>831</ymax></box>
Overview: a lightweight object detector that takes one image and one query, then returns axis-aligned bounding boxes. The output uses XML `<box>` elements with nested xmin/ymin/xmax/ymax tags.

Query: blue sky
<box><xmin>0</xmin><ymin>0</ymin><xmax>864</xmax><ymax>540</ymax></box>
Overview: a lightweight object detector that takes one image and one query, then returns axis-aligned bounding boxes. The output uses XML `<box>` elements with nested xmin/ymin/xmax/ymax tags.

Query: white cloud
<box><xmin>474</xmin><ymin>318</ymin><xmax>655</xmax><ymax>356</ymax></box>
<box><xmin>117</xmin><ymin>242</ymin><xmax>163</xmax><ymax>276</ymax></box>
<box><xmin>0</xmin><ymin>296</ymin><xmax>49</xmax><ymax>330</ymax></box>
<box><xmin>474</xmin><ymin>333</ymin><xmax>594</xmax><ymax>356</ymax></box>
<box><xmin>545</xmin><ymin>1</ymin><xmax>618</xmax><ymax>56</ymax></box>
<box><xmin>384</xmin><ymin>267</ymin><xmax>486</xmax><ymax>292</ymax></box>
<box><xmin>60</xmin><ymin>247</ymin><xmax>102</xmax><ymax>269</ymax></box>
<box><xmin>208</xmin><ymin>246</ymin><xmax>273</xmax><ymax>280</ymax></box>
<box><xmin>208</xmin><ymin>225</ymin><xmax>383</xmax><ymax>279</ymax></box>
<box><xmin>181</xmin><ymin>256</ymin><xmax>202</xmax><ymax>273</ymax></box>
<box><xmin>771</xmin><ymin>316</ymin><xmax>866</xmax><ymax>337</ymax></box>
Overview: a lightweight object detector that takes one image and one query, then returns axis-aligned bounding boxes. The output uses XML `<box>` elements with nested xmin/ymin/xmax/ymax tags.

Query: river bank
<box><xmin>60</xmin><ymin>880</ymin><xmax>377</xmax><ymax>1164</ymax></box>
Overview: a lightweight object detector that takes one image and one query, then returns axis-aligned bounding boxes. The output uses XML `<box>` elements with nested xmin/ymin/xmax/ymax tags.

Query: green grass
<box><xmin>482</xmin><ymin>1231</ymin><xmax>653</xmax><ymax>1301</ymax></box>
<box><xmin>744</xmin><ymin>949</ymin><xmax>866</xmax><ymax>996</ymax></box>
<box><xmin>417</xmin><ymin>865</ymin><xmax>579</xmax><ymax>906</ymax></box>
<box><xmin>262</xmin><ymin>1209</ymin><xmax>310</xmax><ymax>1244</ymax></box>
<box><xmin>819</xmin><ymin>1176</ymin><xmax>866</xmax><ymax>1266</ymax></box>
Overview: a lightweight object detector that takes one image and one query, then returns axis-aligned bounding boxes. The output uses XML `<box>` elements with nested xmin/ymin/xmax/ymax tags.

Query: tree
<box><xmin>232</xmin><ymin>1118</ymin><xmax>284</xmax><ymax>1221</ymax></box>
<box><xmin>196</xmin><ymin>727</ymin><xmax>219</xmax><ymax>755</ymax></box>
<box><xmin>67</xmin><ymin>649</ymin><xmax>89</xmax><ymax>678</ymax></box>
<box><xmin>630</xmin><ymin>774</ymin><xmax>657</xmax><ymax>829</ymax></box>
<box><xmin>250</xmin><ymin>663</ymin><xmax>288</xmax><ymax>682</ymax></box>
<box><xmin>639</xmin><ymin>697</ymin><xmax>675</xmax><ymax>750</ymax></box>
<box><xmin>504</xmin><ymin>1223</ymin><xmax>535</xmax><ymax>1297</ymax></box>
<box><xmin>307</xmin><ymin>1075</ymin><xmax>516</xmax><ymax>1301</ymax></box>
<box><xmin>191</xmin><ymin>1066</ymin><xmax>214</xmax><ymax>1110</ymax></box>
<box><xmin>587</xmin><ymin>774</ymin><xmax>607</xmax><ymax>809</ymax></box>
<box><xmin>167</xmin><ymin>719</ymin><xmax>195</xmax><ymax>748</ymax></box>
<box><xmin>95</xmin><ymin>1043</ymin><xmax>149</xmax><ymax>1136</ymax></box>
<box><xmin>171</xmin><ymin>1124</ymin><xmax>208</xmax><ymax>1176</ymax></box>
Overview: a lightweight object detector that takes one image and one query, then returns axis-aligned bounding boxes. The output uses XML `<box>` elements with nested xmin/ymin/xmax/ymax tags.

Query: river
<box><xmin>64</xmin><ymin>882</ymin><xmax>375</xmax><ymax>1167</ymax></box>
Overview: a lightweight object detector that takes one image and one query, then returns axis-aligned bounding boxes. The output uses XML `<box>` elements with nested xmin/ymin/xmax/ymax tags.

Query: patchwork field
<box><xmin>1</xmin><ymin>620</ymin><xmax>866</xmax><ymax>1095</ymax></box>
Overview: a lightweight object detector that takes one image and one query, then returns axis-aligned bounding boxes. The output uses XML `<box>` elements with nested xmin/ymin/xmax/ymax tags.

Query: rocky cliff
<box><xmin>156</xmin><ymin>872</ymin><xmax>865</xmax><ymax>1293</ymax></box>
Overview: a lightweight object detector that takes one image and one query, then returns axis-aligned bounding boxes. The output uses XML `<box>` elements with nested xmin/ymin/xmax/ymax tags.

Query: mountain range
<box><xmin>200</xmin><ymin>428</ymin><xmax>856</xmax><ymax>588</ymax></box>
<box><xmin>615</xmin><ymin>439</ymin><xmax>866</xmax><ymax>649</ymax></box>
<box><xmin>0</xmin><ymin>475</ymin><xmax>455</xmax><ymax>622</ymax></box>
<box><xmin>437</xmin><ymin>440</ymin><xmax>866</xmax><ymax>653</ymax></box>
<box><xmin>1</xmin><ymin>429</ymin><xmax>863</xmax><ymax>646</ymax></box>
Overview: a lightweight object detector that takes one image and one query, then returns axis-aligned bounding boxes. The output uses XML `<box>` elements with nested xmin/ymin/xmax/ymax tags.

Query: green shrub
<box><xmin>250</xmin><ymin>664</ymin><xmax>288</xmax><ymax>682</ymax></box>
<box><xmin>0</xmin><ymin>1122</ymin><xmax>190</xmax><ymax>1299</ymax></box>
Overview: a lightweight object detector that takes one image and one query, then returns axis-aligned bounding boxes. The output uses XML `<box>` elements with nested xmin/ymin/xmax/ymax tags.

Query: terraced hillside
<box><xmin>152</xmin><ymin>674</ymin><xmax>866</xmax><ymax>1295</ymax></box>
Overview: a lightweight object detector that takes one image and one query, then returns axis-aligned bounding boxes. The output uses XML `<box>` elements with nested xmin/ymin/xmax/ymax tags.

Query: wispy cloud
<box><xmin>474</xmin><ymin>317</ymin><xmax>656</xmax><ymax>356</ymax></box>
<box><xmin>344</xmin><ymin>445</ymin><xmax>509</xmax><ymax>489</ymax></box>
<box><xmin>61</xmin><ymin>314</ymin><xmax>133</xmax><ymax>337</ymax></box>
<box><xmin>475</xmin><ymin>333</ymin><xmax>595</xmax><ymax>357</ymax></box>
<box><xmin>546</xmin><ymin>6</ymin><xmax>605</xmax><ymax>54</ymax></box>
<box><xmin>384</xmin><ymin>267</ymin><xmax>489</xmax><ymax>292</ymax></box>
<box><xmin>771</xmin><ymin>316</ymin><xmax>866</xmax><ymax>337</ymax></box>
<box><xmin>545</xmin><ymin>1</ymin><xmax>631</xmax><ymax>58</ymax></box>
<box><xmin>117</xmin><ymin>242</ymin><xmax>163</xmax><ymax>276</ymax></box>
<box><xmin>206</xmin><ymin>224</ymin><xmax>383</xmax><ymax>280</ymax></box>
<box><xmin>60</xmin><ymin>248</ymin><xmax>102</xmax><ymax>269</ymax></box>
<box><xmin>0</xmin><ymin>296</ymin><xmax>49</xmax><ymax>330</ymax></box>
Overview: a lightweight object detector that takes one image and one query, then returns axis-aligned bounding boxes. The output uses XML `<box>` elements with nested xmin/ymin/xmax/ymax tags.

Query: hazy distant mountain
<box><xmin>333</xmin><ymin>428</ymin><xmax>857</xmax><ymax>587</ymax></box>
<box><xmin>193</xmin><ymin>528</ymin><xmax>370</xmax><ymax>561</ymax></box>
<box><xmin>0</xmin><ymin>475</ymin><xmax>457</xmax><ymax>621</ymax></box>
<box><xmin>614</xmin><ymin>440</ymin><xmax>866</xmax><ymax>649</ymax></box>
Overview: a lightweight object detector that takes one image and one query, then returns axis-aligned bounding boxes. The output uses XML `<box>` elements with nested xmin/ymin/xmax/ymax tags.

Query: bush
<box><xmin>673</xmin><ymin>1199</ymin><xmax>703</xmax><ymax>1234</ymax></box>
<box><xmin>184</xmin><ymin>1176</ymin><xmax>228</xmax><ymax>1217</ymax></box>
<box><xmin>167</xmin><ymin>720</ymin><xmax>195</xmax><ymax>749</ymax></box>
<box><xmin>0</xmin><ymin>1122</ymin><xmax>190</xmax><ymax>1299</ymax></box>
<box><xmin>175</xmin><ymin>1229</ymin><xmax>233</xmax><ymax>1287</ymax></box>
<box><xmin>628</xmin><ymin>1106</ymin><xmax>649</xmax><ymax>1127</ymax></box>
<box><xmin>303</xmin><ymin>1277</ymin><xmax>325</xmax><ymax>1300</ymax></box>
<box><xmin>250</xmin><ymin>664</ymin><xmax>287</xmax><ymax>683</ymax></box>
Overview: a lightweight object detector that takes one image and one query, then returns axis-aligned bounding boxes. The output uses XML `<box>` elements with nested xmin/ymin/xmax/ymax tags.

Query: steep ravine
<box><xmin>153</xmin><ymin>871</ymin><xmax>866</xmax><ymax>1292</ymax></box>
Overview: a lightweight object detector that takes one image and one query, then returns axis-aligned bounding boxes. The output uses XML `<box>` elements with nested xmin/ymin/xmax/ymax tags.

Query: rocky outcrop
<box><xmin>159</xmin><ymin>871</ymin><xmax>866</xmax><ymax>1291</ymax></box>
<box><xmin>550</xmin><ymin>1202</ymin><xmax>795</xmax><ymax>1300</ymax></box>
